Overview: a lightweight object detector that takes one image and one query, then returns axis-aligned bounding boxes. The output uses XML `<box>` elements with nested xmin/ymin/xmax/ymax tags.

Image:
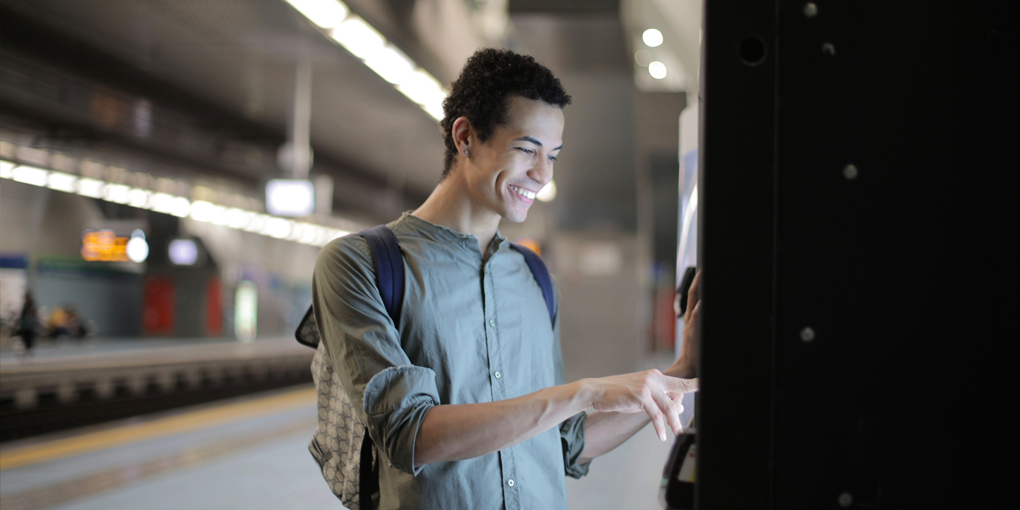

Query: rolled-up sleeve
<box><xmin>312</xmin><ymin>235</ymin><xmax>440</xmax><ymax>476</ymax></box>
<box><xmin>549</xmin><ymin>288</ymin><xmax>592</xmax><ymax>478</ymax></box>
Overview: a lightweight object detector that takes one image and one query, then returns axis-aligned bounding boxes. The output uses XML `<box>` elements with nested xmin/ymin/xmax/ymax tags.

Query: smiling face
<box><xmin>462</xmin><ymin>95</ymin><xmax>565</xmax><ymax>223</ymax></box>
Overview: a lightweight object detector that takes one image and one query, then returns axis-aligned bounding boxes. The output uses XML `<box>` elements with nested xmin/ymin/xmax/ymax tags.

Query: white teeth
<box><xmin>509</xmin><ymin>185</ymin><xmax>536</xmax><ymax>200</ymax></box>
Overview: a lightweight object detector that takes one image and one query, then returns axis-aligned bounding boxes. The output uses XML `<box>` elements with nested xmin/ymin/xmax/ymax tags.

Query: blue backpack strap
<box><xmin>294</xmin><ymin>225</ymin><xmax>404</xmax><ymax>349</ymax></box>
<box><xmin>510</xmin><ymin>243</ymin><xmax>556</xmax><ymax>326</ymax></box>
<box><xmin>359</xmin><ymin>225</ymin><xmax>405</xmax><ymax>325</ymax></box>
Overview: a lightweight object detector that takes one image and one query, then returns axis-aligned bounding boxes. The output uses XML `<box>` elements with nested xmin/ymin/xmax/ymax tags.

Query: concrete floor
<box><xmin>0</xmin><ymin>382</ymin><xmax>685</xmax><ymax>510</ymax></box>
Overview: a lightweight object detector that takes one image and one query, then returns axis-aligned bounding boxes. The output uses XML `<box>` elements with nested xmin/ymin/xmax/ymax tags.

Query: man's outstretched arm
<box><xmin>414</xmin><ymin>370</ymin><xmax>694</xmax><ymax>467</ymax></box>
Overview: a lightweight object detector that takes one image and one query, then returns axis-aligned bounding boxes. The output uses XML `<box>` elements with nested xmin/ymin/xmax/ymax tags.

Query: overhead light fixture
<box><xmin>77</xmin><ymin>178</ymin><xmax>106</xmax><ymax>198</ymax></box>
<box><xmin>2</xmin><ymin>155</ymin><xmax>352</xmax><ymax>248</ymax></box>
<box><xmin>331</xmin><ymin>17</ymin><xmax>385</xmax><ymax>60</ymax></box>
<box><xmin>266</xmin><ymin>179</ymin><xmax>315</xmax><ymax>216</ymax></box>
<box><xmin>284</xmin><ymin>0</ymin><xmax>348</xmax><ymax>29</ymax></box>
<box><xmin>12</xmin><ymin>165</ymin><xmax>48</xmax><ymax>187</ymax></box>
<box><xmin>281</xmin><ymin>0</ymin><xmax>447</xmax><ymax>122</ymax></box>
<box><xmin>537</xmin><ymin>180</ymin><xmax>557</xmax><ymax>202</ymax></box>
<box><xmin>649</xmin><ymin>61</ymin><xmax>668</xmax><ymax>80</ymax></box>
<box><xmin>47</xmin><ymin>171</ymin><xmax>78</xmax><ymax>193</ymax></box>
<box><xmin>365</xmin><ymin>45</ymin><xmax>416</xmax><ymax>85</ymax></box>
<box><xmin>168</xmin><ymin>238</ymin><xmax>199</xmax><ymax>265</ymax></box>
<box><xmin>643</xmin><ymin>28</ymin><xmax>664</xmax><ymax>48</ymax></box>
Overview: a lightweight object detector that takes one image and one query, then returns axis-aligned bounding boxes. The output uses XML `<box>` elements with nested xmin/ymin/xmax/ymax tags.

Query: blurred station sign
<box><xmin>81</xmin><ymin>229</ymin><xmax>149</xmax><ymax>263</ymax></box>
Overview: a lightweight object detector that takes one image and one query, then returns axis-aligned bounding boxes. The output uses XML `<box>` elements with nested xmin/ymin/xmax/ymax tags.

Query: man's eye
<box><xmin>548</xmin><ymin>155</ymin><xmax>558</xmax><ymax>162</ymax></box>
<box><xmin>516</xmin><ymin>148</ymin><xmax>534</xmax><ymax>155</ymax></box>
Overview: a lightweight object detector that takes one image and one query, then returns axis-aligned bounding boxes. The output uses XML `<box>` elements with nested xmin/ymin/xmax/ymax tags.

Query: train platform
<box><xmin>0</xmin><ymin>337</ymin><xmax>314</xmax><ymax>441</ymax></box>
<box><xmin>0</xmin><ymin>385</ymin><xmax>674</xmax><ymax>510</ymax></box>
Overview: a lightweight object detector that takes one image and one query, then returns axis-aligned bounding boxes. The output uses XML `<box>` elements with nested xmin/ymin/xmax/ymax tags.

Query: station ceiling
<box><xmin>1</xmin><ymin>0</ymin><xmax>446</xmax><ymax>202</ymax></box>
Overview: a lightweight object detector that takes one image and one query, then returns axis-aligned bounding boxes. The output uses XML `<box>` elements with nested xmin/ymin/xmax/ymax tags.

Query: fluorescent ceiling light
<box><xmin>262</xmin><ymin>217</ymin><xmax>293</xmax><ymax>239</ymax></box>
<box><xmin>331</xmin><ymin>17</ymin><xmax>385</xmax><ymax>60</ymax></box>
<box><xmin>12</xmin><ymin>165</ymin><xmax>48</xmax><ymax>187</ymax></box>
<box><xmin>225</xmin><ymin>208</ymin><xmax>254</xmax><ymax>230</ymax></box>
<box><xmin>643</xmin><ymin>29</ymin><xmax>664</xmax><ymax>48</ymax></box>
<box><xmin>649</xmin><ymin>61</ymin><xmax>668</xmax><ymax>80</ymax></box>
<box><xmin>47</xmin><ymin>171</ymin><xmax>78</xmax><ymax>193</ymax></box>
<box><xmin>0</xmin><ymin>160</ymin><xmax>14</xmax><ymax>179</ymax></box>
<box><xmin>266</xmin><ymin>179</ymin><xmax>315</xmax><ymax>216</ymax></box>
<box><xmin>398</xmin><ymin>70</ymin><xmax>445</xmax><ymax>106</ymax></box>
<box><xmin>285</xmin><ymin>0</ymin><xmax>348</xmax><ymax>29</ymax></box>
<box><xmin>364</xmin><ymin>45</ymin><xmax>415</xmax><ymax>85</ymax></box>
<box><xmin>77</xmin><ymin>178</ymin><xmax>106</xmax><ymax>198</ymax></box>
<box><xmin>127</xmin><ymin>188</ymin><xmax>151</xmax><ymax>209</ymax></box>
<box><xmin>103</xmin><ymin>183</ymin><xmax>131</xmax><ymax>204</ymax></box>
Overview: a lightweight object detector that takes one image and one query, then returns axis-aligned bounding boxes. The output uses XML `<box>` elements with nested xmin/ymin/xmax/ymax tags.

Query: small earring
<box><xmin>463</xmin><ymin>150</ymin><xmax>468</xmax><ymax>156</ymax></box>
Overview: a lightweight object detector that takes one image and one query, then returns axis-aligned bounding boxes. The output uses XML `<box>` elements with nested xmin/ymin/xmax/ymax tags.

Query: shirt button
<box><xmin>494</xmin><ymin>371</ymin><xmax>501</xmax><ymax>379</ymax></box>
<box><xmin>489</xmin><ymin>319</ymin><xmax>495</xmax><ymax>327</ymax></box>
<box><xmin>507</xmin><ymin>479</ymin><xmax>515</xmax><ymax>487</ymax></box>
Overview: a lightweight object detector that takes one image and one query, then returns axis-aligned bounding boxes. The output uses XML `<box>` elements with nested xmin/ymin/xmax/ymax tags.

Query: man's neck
<box><xmin>412</xmin><ymin>170</ymin><xmax>501</xmax><ymax>254</ymax></box>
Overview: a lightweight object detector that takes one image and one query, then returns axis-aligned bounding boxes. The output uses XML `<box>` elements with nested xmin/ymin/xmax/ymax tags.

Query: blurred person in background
<box><xmin>312</xmin><ymin>49</ymin><xmax>700</xmax><ymax>510</ymax></box>
<box><xmin>16</xmin><ymin>292</ymin><xmax>39</xmax><ymax>356</ymax></box>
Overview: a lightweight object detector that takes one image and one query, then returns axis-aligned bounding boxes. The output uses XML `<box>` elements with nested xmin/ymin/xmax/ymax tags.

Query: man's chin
<box><xmin>500</xmin><ymin>208</ymin><xmax>529</xmax><ymax>224</ymax></box>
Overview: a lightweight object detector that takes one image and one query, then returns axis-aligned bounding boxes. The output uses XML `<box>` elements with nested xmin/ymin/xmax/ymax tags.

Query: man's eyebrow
<box><xmin>513</xmin><ymin>136</ymin><xmax>563</xmax><ymax>150</ymax></box>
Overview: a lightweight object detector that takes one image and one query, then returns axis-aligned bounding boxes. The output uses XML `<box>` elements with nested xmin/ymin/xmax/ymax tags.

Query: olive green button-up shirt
<box><xmin>312</xmin><ymin>212</ymin><xmax>589</xmax><ymax>510</ymax></box>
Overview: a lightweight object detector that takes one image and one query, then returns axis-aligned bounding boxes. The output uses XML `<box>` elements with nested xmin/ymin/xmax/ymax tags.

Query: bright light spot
<box><xmin>537</xmin><ymin>180</ymin><xmax>557</xmax><ymax>202</ymax></box>
<box><xmin>225</xmin><ymin>208</ymin><xmax>254</xmax><ymax>229</ymax></box>
<box><xmin>150</xmin><ymin>193</ymin><xmax>191</xmax><ymax>217</ymax></box>
<box><xmin>47</xmin><ymin>171</ymin><xmax>78</xmax><ymax>193</ymax></box>
<box><xmin>127</xmin><ymin>188</ymin><xmax>152</xmax><ymax>209</ymax></box>
<box><xmin>266</xmin><ymin>179</ymin><xmax>315</xmax><ymax>216</ymax></box>
<box><xmin>331</xmin><ymin>17</ymin><xmax>385</xmax><ymax>60</ymax></box>
<box><xmin>168</xmin><ymin>239</ymin><xmax>199</xmax><ymax>265</ymax></box>
<box><xmin>365</xmin><ymin>46</ymin><xmax>415</xmax><ymax>84</ymax></box>
<box><xmin>0</xmin><ymin>160</ymin><xmax>15</xmax><ymax>179</ymax></box>
<box><xmin>643</xmin><ymin>28</ymin><xmax>664</xmax><ymax>48</ymax></box>
<box><xmin>103</xmin><ymin>184</ymin><xmax>130</xmax><ymax>203</ymax></box>
<box><xmin>77</xmin><ymin>178</ymin><xmax>106</xmax><ymax>198</ymax></box>
<box><xmin>235</xmin><ymin>281</ymin><xmax>258</xmax><ymax>342</ymax></box>
<box><xmin>126</xmin><ymin>231</ymin><xmax>149</xmax><ymax>263</ymax></box>
<box><xmin>285</xmin><ymin>0</ymin><xmax>348</xmax><ymax>29</ymax></box>
<box><xmin>424</xmin><ymin>101</ymin><xmax>444</xmax><ymax>121</ymax></box>
<box><xmin>12</xmin><ymin>165</ymin><xmax>48</xmax><ymax>187</ymax></box>
<box><xmin>190</xmin><ymin>200</ymin><xmax>221</xmax><ymax>223</ymax></box>
<box><xmin>261</xmin><ymin>217</ymin><xmax>293</xmax><ymax>239</ymax></box>
<box><xmin>244</xmin><ymin>214</ymin><xmax>269</xmax><ymax>233</ymax></box>
<box><xmin>649</xmin><ymin>61</ymin><xmax>668</xmax><ymax>80</ymax></box>
<box><xmin>398</xmin><ymin>70</ymin><xmax>445</xmax><ymax>106</ymax></box>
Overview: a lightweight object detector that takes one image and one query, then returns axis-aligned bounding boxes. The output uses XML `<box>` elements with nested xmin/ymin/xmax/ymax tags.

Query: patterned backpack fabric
<box><xmin>297</xmin><ymin>225</ymin><xmax>556</xmax><ymax>509</ymax></box>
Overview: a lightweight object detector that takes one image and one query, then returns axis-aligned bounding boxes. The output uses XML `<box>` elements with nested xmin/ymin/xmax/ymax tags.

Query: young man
<box><xmin>312</xmin><ymin>48</ymin><xmax>700</xmax><ymax>510</ymax></box>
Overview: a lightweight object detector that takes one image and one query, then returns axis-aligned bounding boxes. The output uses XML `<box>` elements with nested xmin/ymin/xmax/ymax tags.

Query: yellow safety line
<box><xmin>0</xmin><ymin>387</ymin><xmax>317</xmax><ymax>471</ymax></box>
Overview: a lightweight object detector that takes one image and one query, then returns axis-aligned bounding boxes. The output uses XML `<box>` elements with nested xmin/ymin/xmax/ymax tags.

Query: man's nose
<box><xmin>528</xmin><ymin>157</ymin><xmax>553</xmax><ymax>187</ymax></box>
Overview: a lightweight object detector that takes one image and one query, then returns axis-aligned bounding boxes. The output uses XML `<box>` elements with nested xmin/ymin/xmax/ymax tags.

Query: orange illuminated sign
<box><xmin>81</xmin><ymin>230</ymin><xmax>129</xmax><ymax>261</ymax></box>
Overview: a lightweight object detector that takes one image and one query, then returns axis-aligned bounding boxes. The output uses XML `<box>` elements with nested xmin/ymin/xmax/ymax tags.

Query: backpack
<box><xmin>296</xmin><ymin>225</ymin><xmax>556</xmax><ymax>509</ymax></box>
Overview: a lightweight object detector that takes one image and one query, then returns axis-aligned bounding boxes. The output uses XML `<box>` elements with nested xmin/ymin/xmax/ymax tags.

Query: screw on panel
<box><xmin>843</xmin><ymin>164</ymin><xmax>859</xmax><ymax>180</ymax></box>
<box><xmin>838</xmin><ymin>492</ymin><xmax>854</xmax><ymax>507</ymax></box>
<box><xmin>804</xmin><ymin>3</ymin><xmax>818</xmax><ymax>17</ymax></box>
<box><xmin>800</xmin><ymin>327</ymin><xmax>815</xmax><ymax>342</ymax></box>
<box><xmin>822</xmin><ymin>43</ymin><xmax>836</xmax><ymax>56</ymax></box>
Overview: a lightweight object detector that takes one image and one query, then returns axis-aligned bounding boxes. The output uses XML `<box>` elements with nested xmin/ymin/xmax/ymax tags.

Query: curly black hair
<box><xmin>440</xmin><ymin>49</ymin><xmax>571</xmax><ymax>177</ymax></box>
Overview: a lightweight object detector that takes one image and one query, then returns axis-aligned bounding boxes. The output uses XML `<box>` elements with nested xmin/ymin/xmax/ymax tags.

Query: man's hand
<box><xmin>579</xmin><ymin>370</ymin><xmax>699</xmax><ymax>441</ymax></box>
<box><xmin>668</xmin><ymin>271</ymin><xmax>700</xmax><ymax>379</ymax></box>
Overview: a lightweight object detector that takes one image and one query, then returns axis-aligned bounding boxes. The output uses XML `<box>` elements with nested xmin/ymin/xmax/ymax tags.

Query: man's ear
<box><xmin>451</xmin><ymin>116</ymin><xmax>473</xmax><ymax>154</ymax></box>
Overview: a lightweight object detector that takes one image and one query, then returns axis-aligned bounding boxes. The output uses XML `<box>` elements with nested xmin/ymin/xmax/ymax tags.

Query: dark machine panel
<box><xmin>699</xmin><ymin>0</ymin><xmax>1015</xmax><ymax>508</ymax></box>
